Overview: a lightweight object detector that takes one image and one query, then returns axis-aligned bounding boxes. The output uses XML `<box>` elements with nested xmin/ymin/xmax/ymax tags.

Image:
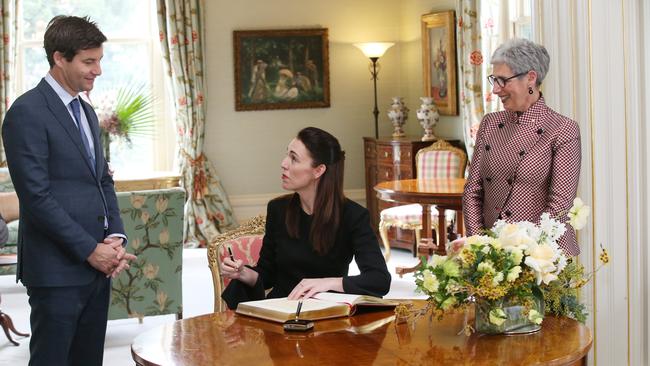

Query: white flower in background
<box><xmin>568</xmin><ymin>198</ymin><xmax>590</xmax><ymax>230</ymax></box>
<box><xmin>554</xmin><ymin>254</ymin><xmax>568</xmax><ymax>275</ymax></box>
<box><xmin>539</xmin><ymin>212</ymin><xmax>567</xmax><ymax>243</ymax></box>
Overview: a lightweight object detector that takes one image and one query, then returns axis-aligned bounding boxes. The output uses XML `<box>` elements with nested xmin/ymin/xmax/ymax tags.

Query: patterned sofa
<box><xmin>0</xmin><ymin>168</ymin><xmax>184</xmax><ymax>321</ymax></box>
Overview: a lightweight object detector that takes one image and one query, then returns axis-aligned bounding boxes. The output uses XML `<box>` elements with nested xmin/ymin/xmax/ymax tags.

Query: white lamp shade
<box><xmin>354</xmin><ymin>42</ymin><xmax>395</xmax><ymax>58</ymax></box>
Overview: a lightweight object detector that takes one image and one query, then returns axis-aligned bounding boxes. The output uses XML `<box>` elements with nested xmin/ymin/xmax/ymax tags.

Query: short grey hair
<box><xmin>490</xmin><ymin>38</ymin><xmax>550</xmax><ymax>86</ymax></box>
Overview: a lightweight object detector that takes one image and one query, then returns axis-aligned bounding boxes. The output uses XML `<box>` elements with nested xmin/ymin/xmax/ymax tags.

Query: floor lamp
<box><xmin>354</xmin><ymin>42</ymin><xmax>394</xmax><ymax>139</ymax></box>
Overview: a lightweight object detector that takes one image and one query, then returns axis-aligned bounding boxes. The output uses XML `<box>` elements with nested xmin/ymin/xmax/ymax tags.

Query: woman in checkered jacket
<box><xmin>463</xmin><ymin>38</ymin><xmax>582</xmax><ymax>256</ymax></box>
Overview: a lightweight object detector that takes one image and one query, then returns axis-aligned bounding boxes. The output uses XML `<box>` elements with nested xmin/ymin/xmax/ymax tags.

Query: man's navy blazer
<box><xmin>2</xmin><ymin>79</ymin><xmax>125</xmax><ymax>287</ymax></box>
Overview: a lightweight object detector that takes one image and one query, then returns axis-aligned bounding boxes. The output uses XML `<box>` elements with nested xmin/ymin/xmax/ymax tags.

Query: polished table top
<box><xmin>374</xmin><ymin>178</ymin><xmax>465</xmax><ymax>207</ymax></box>
<box><xmin>131</xmin><ymin>301</ymin><xmax>592</xmax><ymax>366</ymax></box>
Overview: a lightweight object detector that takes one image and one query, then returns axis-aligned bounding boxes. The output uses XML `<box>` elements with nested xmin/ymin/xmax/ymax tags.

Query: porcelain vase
<box><xmin>416</xmin><ymin>97</ymin><xmax>439</xmax><ymax>141</ymax></box>
<box><xmin>387</xmin><ymin>97</ymin><xmax>408</xmax><ymax>138</ymax></box>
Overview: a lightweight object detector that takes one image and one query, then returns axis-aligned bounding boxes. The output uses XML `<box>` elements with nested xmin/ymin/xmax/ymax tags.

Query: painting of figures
<box><xmin>234</xmin><ymin>28</ymin><xmax>330</xmax><ymax>111</ymax></box>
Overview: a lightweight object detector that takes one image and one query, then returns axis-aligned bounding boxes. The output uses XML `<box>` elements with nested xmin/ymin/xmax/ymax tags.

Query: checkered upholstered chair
<box><xmin>378</xmin><ymin>140</ymin><xmax>467</xmax><ymax>259</ymax></box>
<box><xmin>207</xmin><ymin>215</ymin><xmax>265</xmax><ymax>312</ymax></box>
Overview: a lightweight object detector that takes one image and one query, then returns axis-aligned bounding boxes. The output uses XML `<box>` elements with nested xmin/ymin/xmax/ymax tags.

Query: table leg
<box><xmin>0</xmin><ymin>294</ymin><xmax>30</xmax><ymax>346</ymax></box>
<box><xmin>395</xmin><ymin>204</ymin><xmax>436</xmax><ymax>277</ymax></box>
<box><xmin>436</xmin><ymin>207</ymin><xmax>448</xmax><ymax>255</ymax></box>
<box><xmin>456</xmin><ymin>211</ymin><xmax>465</xmax><ymax>237</ymax></box>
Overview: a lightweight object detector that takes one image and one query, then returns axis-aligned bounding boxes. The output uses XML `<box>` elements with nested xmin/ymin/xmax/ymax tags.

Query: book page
<box><xmin>240</xmin><ymin>297</ymin><xmax>344</xmax><ymax>314</ymax></box>
<box><xmin>313</xmin><ymin>292</ymin><xmax>363</xmax><ymax>305</ymax></box>
<box><xmin>314</xmin><ymin>292</ymin><xmax>400</xmax><ymax>306</ymax></box>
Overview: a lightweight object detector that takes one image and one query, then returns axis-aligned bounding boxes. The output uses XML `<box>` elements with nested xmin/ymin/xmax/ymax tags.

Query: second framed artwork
<box><xmin>233</xmin><ymin>28</ymin><xmax>330</xmax><ymax>111</ymax></box>
<box><xmin>422</xmin><ymin>11</ymin><xmax>458</xmax><ymax>115</ymax></box>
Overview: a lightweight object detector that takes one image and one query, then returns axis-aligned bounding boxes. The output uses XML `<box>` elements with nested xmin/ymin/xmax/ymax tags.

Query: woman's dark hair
<box><xmin>44</xmin><ymin>15</ymin><xmax>107</xmax><ymax>68</ymax></box>
<box><xmin>286</xmin><ymin>127</ymin><xmax>345</xmax><ymax>255</ymax></box>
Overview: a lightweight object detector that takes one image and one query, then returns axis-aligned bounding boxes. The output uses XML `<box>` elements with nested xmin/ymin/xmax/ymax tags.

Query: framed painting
<box><xmin>233</xmin><ymin>28</ymin><xmax>330</xmax><ymax>111</ymax></box>
<box><xmin>421</xmin><ymin>11</ymin><xmax>458</xmax><ymax>115</ymax></box>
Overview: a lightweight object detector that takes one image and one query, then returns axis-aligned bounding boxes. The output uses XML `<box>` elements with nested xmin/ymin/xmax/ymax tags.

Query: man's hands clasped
<box><xmin>87</xmin><ymin>237</ymin><xmax>137</xmax><ymax>278</ymax></box>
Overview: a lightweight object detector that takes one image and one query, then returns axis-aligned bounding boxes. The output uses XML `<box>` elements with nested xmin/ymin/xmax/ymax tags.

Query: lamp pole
<box><xmin>370</xmin><ymin>57</ymin><xmax>379</xmax><ymax>139</ymax></box>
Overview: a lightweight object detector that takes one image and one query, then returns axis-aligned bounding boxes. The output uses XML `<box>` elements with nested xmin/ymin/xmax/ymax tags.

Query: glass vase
<box><xmin>100</xmin><ymin>131</ymin><xmax>111</xmax><ymax>162</ymax></box>
<box><xmin>474</xmin><ymin>295</ymin><xmax>544</xmax><ymax>335</ymax></box>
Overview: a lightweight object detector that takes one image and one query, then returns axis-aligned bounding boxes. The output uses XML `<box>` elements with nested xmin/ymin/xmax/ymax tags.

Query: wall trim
<box><xmin>229</xmin><ymin>189</ymin><xmax>367</xmax><ymax>222</ymax></box>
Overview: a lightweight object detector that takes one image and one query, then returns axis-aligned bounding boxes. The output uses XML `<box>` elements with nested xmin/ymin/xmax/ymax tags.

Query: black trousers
<box><xmin>26</xmin><ymin>273</ymin><xmax>111</xmax><ymax>366</ymax></box>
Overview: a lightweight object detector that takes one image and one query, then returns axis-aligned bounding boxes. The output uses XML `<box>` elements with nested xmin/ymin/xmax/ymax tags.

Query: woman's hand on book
<box><xmin>288</xmin><ymin>277</ymin><xmax>343</xmax><ymax>300</ymax></box>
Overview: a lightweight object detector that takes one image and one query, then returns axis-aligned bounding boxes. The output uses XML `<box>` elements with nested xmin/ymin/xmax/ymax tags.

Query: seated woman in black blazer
<box><xmin>221</xmin><ymin>127</ymin><xmax>391</xmax><ymax>309</ymax></box>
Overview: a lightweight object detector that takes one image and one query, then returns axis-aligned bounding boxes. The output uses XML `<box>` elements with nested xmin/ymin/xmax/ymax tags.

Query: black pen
<box><xmin>295</xmin><ymin>299</ymin><xmax>303</xmax><ymax>320</ymax></box>
<box><xmin>227</xmin><ymin>246</ymin><xmax>235</xmax><ymax>262</ymax></box>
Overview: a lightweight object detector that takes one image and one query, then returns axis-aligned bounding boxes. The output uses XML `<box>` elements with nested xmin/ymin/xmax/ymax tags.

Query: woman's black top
<box><xmin>222</xmin><ymin>195</ymin><xmax>391</xmax><ymax>309</ymax></box>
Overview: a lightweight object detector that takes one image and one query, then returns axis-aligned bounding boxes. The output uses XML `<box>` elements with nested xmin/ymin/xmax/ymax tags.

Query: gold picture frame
<box><xmin>233</xmin><ymin>28</ymin><xmax>330</xmax><ymax>111</ymax></box>
<box><xmin>422</xmin><ymin>11</ymin><xmax>458</xmax><ymax>116</ymax></box>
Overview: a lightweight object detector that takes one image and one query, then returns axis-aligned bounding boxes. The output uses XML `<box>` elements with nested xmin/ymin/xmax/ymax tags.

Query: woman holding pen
<box><xmin>220</xmin><ymin>127</ymin><xmax>391</xmax><ymax>309</ymax></box>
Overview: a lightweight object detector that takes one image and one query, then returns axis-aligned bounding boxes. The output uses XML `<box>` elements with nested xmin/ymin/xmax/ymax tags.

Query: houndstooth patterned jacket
<box><xmin>463</xmin><ymin>97</ymin><xmax>582</xmax><ymax>256</ymax></box>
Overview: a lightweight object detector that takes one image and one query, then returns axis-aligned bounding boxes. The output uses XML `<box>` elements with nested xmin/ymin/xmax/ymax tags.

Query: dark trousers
<box><xmin>26</xmin><ymin>273</ymin><xmax>111</xmax><ymax>366</ymax></box>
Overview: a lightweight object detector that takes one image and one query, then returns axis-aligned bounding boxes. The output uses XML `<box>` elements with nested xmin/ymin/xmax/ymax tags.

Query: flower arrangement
<box><xmin>95</xmin><ymin>85</ymin><xmax>156</xmax><ymax>161</ymax></box>
<box><xmin>413</xmin><ymin>198</ymin><xmax>607</xmax><ymax>334</ymax></box>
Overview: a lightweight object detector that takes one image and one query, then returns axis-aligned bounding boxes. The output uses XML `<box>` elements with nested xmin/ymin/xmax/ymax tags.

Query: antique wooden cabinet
<box><xmin>363</xmin><ymin>137</ymin><xmax>434</xmax><ymax>251</ymax></box>
<box><xmin>363</xmin><ymin>137</ymin><xmax>463</xmax><ymax>252</ymax></box>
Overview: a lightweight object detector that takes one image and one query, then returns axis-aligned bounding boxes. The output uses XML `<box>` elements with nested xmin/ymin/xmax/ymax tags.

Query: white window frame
<box><xmin>14</xmin><ymin>0</ymin><xmax>176</xmax><ymax>176</ymax></box>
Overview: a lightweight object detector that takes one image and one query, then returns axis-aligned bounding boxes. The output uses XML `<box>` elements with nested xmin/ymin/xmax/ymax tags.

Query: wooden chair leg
<box><xmin>0</xmin><ymin>311</ymin><xmax>29</xmax><ymax>346</ymax></box>
<box><xmin>378</xmin><ymin>220</ymin><xmax>391</xmax><ymax>262</ymax></box>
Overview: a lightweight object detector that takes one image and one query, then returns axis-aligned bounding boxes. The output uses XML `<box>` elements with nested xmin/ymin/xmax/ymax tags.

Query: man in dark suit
<box><xmin>2</xmin><ymin>16</ymin><xmax>135</xmax><ymax>365</ymax></box>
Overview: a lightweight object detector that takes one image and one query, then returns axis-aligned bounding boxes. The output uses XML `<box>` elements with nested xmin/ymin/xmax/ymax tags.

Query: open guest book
<box><xmin>235</xmin><ymin>292</ymin><xmax>400</xmax><ymax>323</ymax></box>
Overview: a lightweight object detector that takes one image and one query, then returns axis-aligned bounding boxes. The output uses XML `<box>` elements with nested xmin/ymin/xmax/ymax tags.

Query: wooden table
<box><xmin>131</xmin><ymin>302</ymin><xmax>592</xmax><ymax>366</ymax></box>
<box><xmin>375</xmin><ymin>177</ymin><xmax>465</xmax><ymax>254</ymax></box>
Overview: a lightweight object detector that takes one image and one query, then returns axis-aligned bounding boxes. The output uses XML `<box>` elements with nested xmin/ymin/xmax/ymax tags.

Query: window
<box><xmin>481</xmin><ymin>0</ymin><xmax>533</xmax><ymax>113</ymax></box>
<box><xmin>16</xmin><ymin>0</ymin><xmax>176</xmax><ymax>177</ymax></box>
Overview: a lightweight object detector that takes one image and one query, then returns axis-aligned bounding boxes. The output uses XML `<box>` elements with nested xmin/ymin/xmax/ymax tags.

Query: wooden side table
<box><xmin>0</xmin><ymin>255</ymin><xmax>29</xmax><ymax>346</ymax></box>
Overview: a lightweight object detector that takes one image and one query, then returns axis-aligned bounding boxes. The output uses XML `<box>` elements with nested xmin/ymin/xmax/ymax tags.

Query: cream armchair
<box><xmin>378</xmin><ymin>140</ymin><xmax>467</xmax><ymax>258</ymax></box>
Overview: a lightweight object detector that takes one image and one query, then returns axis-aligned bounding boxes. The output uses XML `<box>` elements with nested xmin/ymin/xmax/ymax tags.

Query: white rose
<box><xmin>498</xmin><ymin>224</ymin><xmax>535</xmax><ymax>251</ymax></box>
<box><xmin>524</xmin><ymin>243</ymin><xmax>559</xmax><ymax>285</ymax></box>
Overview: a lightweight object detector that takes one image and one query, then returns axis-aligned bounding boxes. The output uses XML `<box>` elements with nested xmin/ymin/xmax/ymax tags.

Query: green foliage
<box><xmin>113</xmin><ymin>84</ymin><xmax>156</xmax><ymax>139</ymax></box>
<box><xmin>541</xmin><ymin>259</ymin><xmax>589</xmax><ymax>323</ymax></box>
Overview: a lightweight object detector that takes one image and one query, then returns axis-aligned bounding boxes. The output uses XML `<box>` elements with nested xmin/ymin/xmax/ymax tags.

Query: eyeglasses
<box><xmin>487</xmin><ymin>72</ymin><xmax>527</xmax><ymax>88</ymax></box>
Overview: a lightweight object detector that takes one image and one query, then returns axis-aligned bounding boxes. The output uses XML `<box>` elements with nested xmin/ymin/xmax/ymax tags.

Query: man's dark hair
<box><xmin>44</xmin><ymin>15</ymin><xmax>107</xmax><ymax>67</ymax></box>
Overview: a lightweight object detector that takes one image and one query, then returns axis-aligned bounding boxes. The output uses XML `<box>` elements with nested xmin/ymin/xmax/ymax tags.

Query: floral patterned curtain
<box><xmin>156</xmin><ymin>0</ymin><xmax>237</xmax><ymax>247</ymax></box>
<box><xmin>0</xmin><ymin>1</ymin><xmax>17</xmax><ymax>166</ymax></box>
<box><xmin>458</xmin><ymin>0</ymin><xmax>484</xmax><ymax>161</ymax></box>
